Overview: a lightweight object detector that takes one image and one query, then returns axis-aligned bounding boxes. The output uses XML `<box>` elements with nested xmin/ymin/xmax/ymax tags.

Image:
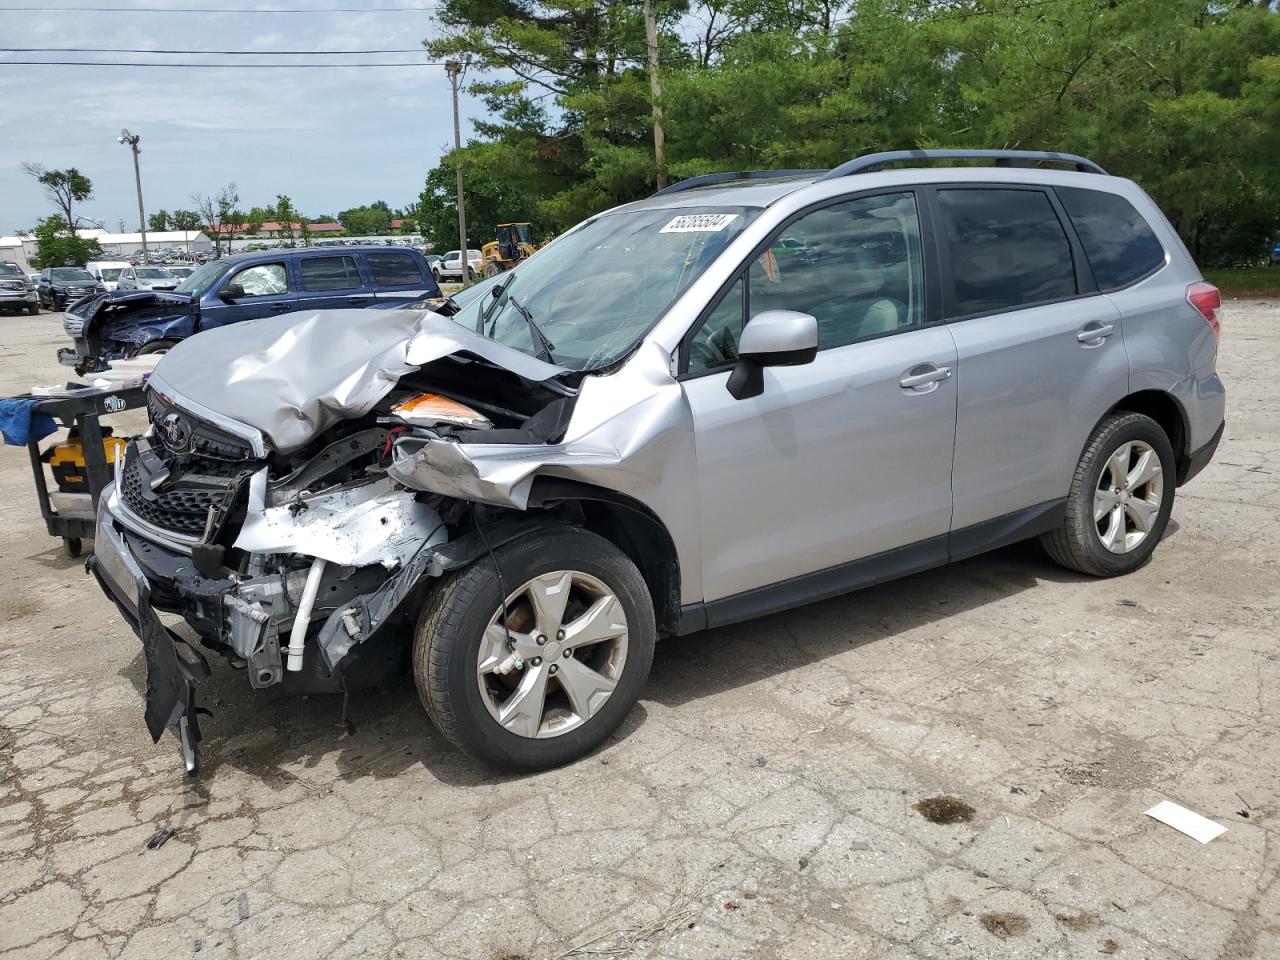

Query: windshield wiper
<box><xmin>477</xmin><ymin>275</ymin><xmax>514</xmax><ymax>334</ymax></box>
<box><xmin>508</xmin><ymin>294</ymin><xmax>556</xmax><ymax>364</ymax></box>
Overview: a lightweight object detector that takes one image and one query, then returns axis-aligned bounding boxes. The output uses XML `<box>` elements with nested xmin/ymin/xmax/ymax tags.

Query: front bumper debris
<box><xmin>88</xmin><ymin>490</ymin><xmax>210</xmax><ymax>773</ymax></box>
<box><xmin>92</xmin><ymin>451</ymin><xmax>451</xmax><ymax>773</ymax></box>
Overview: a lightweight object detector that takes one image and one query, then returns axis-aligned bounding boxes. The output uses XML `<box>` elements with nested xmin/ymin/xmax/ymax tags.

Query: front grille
<box><xmin>146</xmin><ymin>390</ymin><xmax>254</xmax><ymax>461</ymax></box>
<box><xmin>121</xmin><ymin>455</ymin><xmax>227</xmax><ymax>537</ymax></box>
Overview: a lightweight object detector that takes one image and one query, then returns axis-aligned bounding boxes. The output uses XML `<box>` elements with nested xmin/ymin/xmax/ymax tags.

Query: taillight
<box><xmin>1187</xmin><ymin>282</ymin><xmax>1221</xmax><ymax>346</ymax></box>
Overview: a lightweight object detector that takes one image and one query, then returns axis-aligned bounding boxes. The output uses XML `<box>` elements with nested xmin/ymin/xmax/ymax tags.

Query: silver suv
<box><xmin>88</xmin><ymin>150</ymin><xmax>1225</xmax><ymax>774</ymax></box>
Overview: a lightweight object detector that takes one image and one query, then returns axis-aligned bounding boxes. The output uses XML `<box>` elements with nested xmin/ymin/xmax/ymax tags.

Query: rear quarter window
<box><xmin>1057</xmin><ymin>187</ymin><xmax>1166</xmax><ymax>291</ymax></box>
<box><xmin>366</xmin><ymin>252</ymin><xmax>424</xmax><ymax>286</ymax></box>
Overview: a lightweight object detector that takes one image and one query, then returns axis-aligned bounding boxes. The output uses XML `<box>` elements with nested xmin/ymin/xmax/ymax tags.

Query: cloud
<box><xmin>0</xmin><ymin>0</ymin><xmax>479</xmax><ymax>231</ymax></box>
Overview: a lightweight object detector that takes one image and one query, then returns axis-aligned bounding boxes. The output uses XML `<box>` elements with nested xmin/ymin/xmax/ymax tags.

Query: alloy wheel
<box><xmin>476</xmin><ymin>570</ymin><xmax>629</xmax><ymax>739</ymax></box>
<box><xmin>1094</xmin><ymin>439</ymin><xmax>1163</xmax><ymax>554</ymax></box>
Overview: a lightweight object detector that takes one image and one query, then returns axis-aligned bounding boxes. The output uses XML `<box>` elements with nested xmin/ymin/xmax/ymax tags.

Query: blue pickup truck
<box><xmin>59</xmin><ymin>245</ymin><xmax>440</xmax><ymax>374</ymax></box>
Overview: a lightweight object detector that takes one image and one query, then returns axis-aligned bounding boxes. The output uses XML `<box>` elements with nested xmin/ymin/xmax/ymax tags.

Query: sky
<box><xmin>0</xmin><ymin>1</ymin><xmax>483</xmax><ymax>234</ymax></box>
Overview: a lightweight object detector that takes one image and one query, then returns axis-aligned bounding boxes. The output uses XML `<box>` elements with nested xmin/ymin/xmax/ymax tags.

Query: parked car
<box><xmin>86</xmin><ymin>150</ymin><xmax>1224</xmax><ymax>775</ymax></box>
<box><xmin>164</xmin><ymin>265</ymin><xmax>197</xmax><ymax>283</ymax></box>
<box><xmin>0</xmin><ymin>261</ymin><xmax>39</xmax><ymax>314</ymax></box>
<box><xmin>38</xmin><ymin>267</ymin><xmax>104</xmax><ymax>311</ymax></box>
<box><xmin>117</xmin><ymin>266</ymin><xmax>179</xmax><ymax>292</ymax></box>
<box><xmin>1270</xmin><ymin>241</ymin><xmax>1280</xmax><ymax>265</ymax></box>
<box><xmin>59</xmin><ymin>244</ymin><xmax>441</xmax><ymax>373</ymax></box>
<box><xmin>86</xmin><ymin>260</ymin><xmax>133</xmax><ymax>292</ymax></box>
<box><xmin>435</xmin><ymin>248</ymin><xmax>483</xmax><ymax>282</ymax></box>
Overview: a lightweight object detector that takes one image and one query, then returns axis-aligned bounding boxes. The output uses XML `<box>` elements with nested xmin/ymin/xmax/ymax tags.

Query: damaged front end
<box><xmin>89</xmin><ymin>308</ymin><xmax>581</xmax><ymax>772</ymax></box>
<box><xmin>58</xmin><ymin>290</ymin><xmax>197</xmax><ymax>374</ymax></box>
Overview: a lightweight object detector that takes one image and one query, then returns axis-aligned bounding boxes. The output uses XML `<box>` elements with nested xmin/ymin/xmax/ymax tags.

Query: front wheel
<box><xmin>1041</xmin><ymin>412</ymin><xmax>1176</xmax><ymax>577</ymax></box>
<box><xmin>27</xmin><ymin>303</ymin><xmax>39</xmax><ymax>315</ymax></box>
<box><xmin>136</xmin><ymin>338</ymin><xmax>179</xmax><ymax>356</ymax></box>
<box><xmin>413</xmin><ymin>526</ymin><xmax>655</xmax><ymax>770</ymax></box>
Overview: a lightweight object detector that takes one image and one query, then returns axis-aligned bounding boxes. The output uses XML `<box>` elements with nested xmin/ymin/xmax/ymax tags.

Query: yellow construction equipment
<box><xmin>480</xmin><ymin>222</ymin><xmax>537</xmax><ymax>277</ymax></box>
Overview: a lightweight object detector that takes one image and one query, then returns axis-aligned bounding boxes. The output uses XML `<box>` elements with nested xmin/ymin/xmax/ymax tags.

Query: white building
<box><xmin>0</xmin><ymin>229</ymin><xmax>212</xmax><ymax>272</ymax></box>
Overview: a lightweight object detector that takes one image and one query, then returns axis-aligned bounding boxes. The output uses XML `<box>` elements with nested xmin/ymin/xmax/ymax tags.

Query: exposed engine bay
<box><xmin>89</xmin><ymin>305</ymin><xmax>695</xmax><ymax>773</ymax></box>
<box><xmin>116</xmin><ymin>340</ymin><xmax>575</xmax><ymax>685</ymax></box>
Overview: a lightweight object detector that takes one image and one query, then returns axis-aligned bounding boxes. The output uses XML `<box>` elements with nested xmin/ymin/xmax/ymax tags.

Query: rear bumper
<box><xmin>1178</xmin><ymin>419</ymin><xmax>1224</xmax><ymax>486</ymax></box>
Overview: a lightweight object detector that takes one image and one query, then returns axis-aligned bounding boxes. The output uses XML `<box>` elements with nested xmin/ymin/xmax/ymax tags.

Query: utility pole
<box><xmin>445</xmin><ymin>60</ymin><xmax>470</xmax><ymax>288</ymax></box>
<box><xmin>643</xmin><ymin>0</ymin><xmax>667</xmax><ymax>189</ymax></box>
<box><xmin>117</xmin><ymin>129</ymin><xmax>148</xmax><ymax>261</ymax></box>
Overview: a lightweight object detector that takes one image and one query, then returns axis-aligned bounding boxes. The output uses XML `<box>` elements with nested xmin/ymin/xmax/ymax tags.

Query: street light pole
<box><xmin>445</xmin><ymin>60</ymin><xmax>469</xmax><ymax>288</ymax></box>
<box><xmin>118</xmin><ymin>129</ymin><xmax>148</xmax><ymax>262</ymax></box>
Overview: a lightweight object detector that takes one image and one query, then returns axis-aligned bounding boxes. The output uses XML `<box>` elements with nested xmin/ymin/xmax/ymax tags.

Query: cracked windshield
<box><xmin>453</xmin><ymin>206</ymin><xmax>759</xmax><ymax>370</ymax></box>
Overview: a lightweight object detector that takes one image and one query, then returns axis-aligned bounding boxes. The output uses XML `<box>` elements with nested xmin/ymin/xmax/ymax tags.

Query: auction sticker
<box><xmin>659</xmin><ymin>213</ymin><xmax>740</xmax><ymax>233</ymax></box>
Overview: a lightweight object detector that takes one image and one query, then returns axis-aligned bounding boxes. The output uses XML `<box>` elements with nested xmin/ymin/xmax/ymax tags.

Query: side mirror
<box><xmin>726</xmin><ymin>310</ymin><xmax>819</xmax><ymax>400</ymax></box>
<box><xmin>219</xmin><ymin>282</ymin><xmax>245</xmax><ymax>301</ymax></box>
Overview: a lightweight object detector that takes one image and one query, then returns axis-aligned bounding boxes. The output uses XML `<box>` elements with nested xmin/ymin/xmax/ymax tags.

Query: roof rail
<box><xmin>818</xmin><ymin>149</ymin><xmax>1107</xmax><ymax>181</ymax></box>
<box><xmin>654</xmin><ymin>169</ymin><xmax>826</xmax><ymax>196</ymax></box>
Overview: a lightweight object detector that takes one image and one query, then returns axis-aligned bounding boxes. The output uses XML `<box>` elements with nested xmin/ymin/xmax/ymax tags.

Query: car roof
<box><xmin>615</xmin><ymin>152</ymin><xmax>1129</xmax><ymax>215</ymax></box>
<box><xmin>218</xmin><ymin>244</ymin><xmax>420</xmax><ymax>266</ymax></box>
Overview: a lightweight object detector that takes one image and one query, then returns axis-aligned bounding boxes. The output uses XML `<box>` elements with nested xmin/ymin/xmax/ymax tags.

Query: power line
<box><xmin>0</xmin><ymin>4</ymin><xmax>434</xmax><ymax>11</ymax></box>
<box><xmin>1</xmin><ymin>47</ymin><xmax>428</xmax><ymax>55</ymax></box>
<box><xmin>0</xmin><ymin>60</ymin><xmax>435</xmax><ymax>67</ymax></box>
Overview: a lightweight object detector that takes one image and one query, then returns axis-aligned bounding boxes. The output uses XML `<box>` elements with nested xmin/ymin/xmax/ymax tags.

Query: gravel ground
<box><xmin>1</xmin><ymin>301</ymin><xmax>1277</xmax><ymax>960</ymax></box>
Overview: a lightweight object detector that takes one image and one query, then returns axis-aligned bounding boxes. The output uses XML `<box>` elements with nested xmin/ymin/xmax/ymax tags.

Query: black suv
<box><xmin>38</xmin><ymin>267</ymin><xmax>104</xmax><ymax>311</ymax></box>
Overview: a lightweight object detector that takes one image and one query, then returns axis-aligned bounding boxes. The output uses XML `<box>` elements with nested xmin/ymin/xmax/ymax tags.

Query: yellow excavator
<box><xmin>480</xmin><ymin>222</ymin><xmax>538</xmax><ymax>277</ymax></box>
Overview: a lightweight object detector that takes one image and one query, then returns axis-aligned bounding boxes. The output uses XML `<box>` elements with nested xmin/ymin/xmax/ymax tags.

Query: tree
<box><xmin>421</xmin><ymin>0</ymin><xmax>1280</xmax><ymax>266</ymax></box>
<box><xmin>192</xmin><ymin>183</ymin><xmax>241</xmax><ymax>257</ymax></box>
<box><xmin>28</xmin><ymin>216</ymin><xmax>104</xmax><ymax>269</ymax></box>
<box><xmin>22</xmin><ymin>164</ymin><xmax>94</xmax><ymax>231</ymax></box>
<box><xmin>418</xmin><ymin>152</ymin><xmax>544</xmax><ymax>252</ymax></box>
<box><xmin>147</xmin><ymin>210</ymin><xmax>171</xmax><ymax>232</ymax></box>
<box><xmin>337</xmin><ymin>202</ymin><xmax>393</xmax><ymax>236</ymax></box>
<box><xmin>272</xmin><ymin>195</ymin><xmax>304</xmax><ymax>246</ymax></box>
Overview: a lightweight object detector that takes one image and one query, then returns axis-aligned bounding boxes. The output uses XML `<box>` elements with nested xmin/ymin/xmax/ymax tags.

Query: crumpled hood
<box><xmin>151</xmin><ymin>308</ymin><xmax>569</xmax><ymax>454</ymax></box>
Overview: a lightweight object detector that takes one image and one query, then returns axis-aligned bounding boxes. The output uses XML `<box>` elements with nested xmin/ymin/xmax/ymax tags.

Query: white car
<box><xmin>435</xmin><ymin>248</ymin><xmax>483</xmax><ymax>282</ymax></box>
<box><xmin>86</xmin><ymin>260</ymin><xmax>132</xmax><ymax>292</ymax></box>
<box><xmin>117</xmin><ymin>266</ymin><xmax>179</xmax><ymax>292</ymax></box>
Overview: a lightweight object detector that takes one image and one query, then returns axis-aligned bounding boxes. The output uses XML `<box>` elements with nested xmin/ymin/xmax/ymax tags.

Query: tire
<box><xmin>413</xmin><ymin>526</ymin><xmax>655</xmax><ymax>770</ymax></box>
<box><xmin>482</xmin><ymin>262</ymin><xmax>500</xmax><ymax>279</ymax></box>
<box><xmin>27</xmin><ymin>303</ymin><xmax>39</xmax><ymax>315</ymax></box>
<box><xmin>432</xmin><ymin>268</ymin><xmax>441</xmax><ymax>283</ymax></box>
<box><xmin>1041</xmin><ymin>412</ymin><xmax>1176</xmax><ymax>577</ymax></box>
<box><xmin>136</xmin><ymin>339</ymin><xmax>179</xmax><ymax>356</ymax></box>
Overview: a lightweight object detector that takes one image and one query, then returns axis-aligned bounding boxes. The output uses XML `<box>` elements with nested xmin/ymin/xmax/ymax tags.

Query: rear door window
<box><xmin>936</xmin><ymin>188</ymin><xmax>1077</xmax><ymax>316</ymax></box>
<box><xmin>299</xmin><ymin>255</ymin><xmax>363</xmax><ymax>292</ymax></box>
<box><xmin>1057</xmin><ymin>187</ymin><xmax>1166</xmax><ymax>290</ymax></box>
<box><xmin>366</xmin><ymin>251</ymin><xmax>425</xmax><ymax>286</ymax></box>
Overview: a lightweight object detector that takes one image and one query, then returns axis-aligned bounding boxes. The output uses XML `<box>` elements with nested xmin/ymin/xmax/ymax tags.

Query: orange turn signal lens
<box><xmin>390</xmin><ymin>392</ymin><xmax>493</xmax><ymax>429</ymax></box>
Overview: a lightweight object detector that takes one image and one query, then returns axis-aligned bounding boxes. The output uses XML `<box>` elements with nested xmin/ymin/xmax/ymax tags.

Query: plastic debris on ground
<box><xmin>1144</xmin><ymin>800</ymin><xmax>1227</xmax><ymax>843</ymax></box>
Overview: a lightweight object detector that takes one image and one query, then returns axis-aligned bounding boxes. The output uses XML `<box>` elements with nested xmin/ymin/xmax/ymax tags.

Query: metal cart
<box><xmin>22</xmin><ymin>385</ymin><xmax>147</xmax><ymax>557</ymax></box>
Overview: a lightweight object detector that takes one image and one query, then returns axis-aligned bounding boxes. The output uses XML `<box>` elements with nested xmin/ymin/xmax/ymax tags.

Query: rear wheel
<box><xmin>413</xmin><ymin>526</ymin><xmax>655</xmax><ymax>770</ymax></box>
<box><xmin>482</xmin><ymin>262</ymin><xmax>501</xmax><ymax>279</ymax></box>
<box><xmin>1041</xmin><ymin>412</ymin><xmax>1176</xmax><ymax>577</ymax></box>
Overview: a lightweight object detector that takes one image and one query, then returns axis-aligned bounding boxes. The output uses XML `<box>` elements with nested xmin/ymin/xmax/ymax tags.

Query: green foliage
<box><xmin>22</xmin><ymin>164</ymin><xmax>94</xmax><ymax>231</ymax></box>
<box><xmin>424</xmin><ymin>0</ymin><xmax>1280</xmax><ymax>266</ymax></box>
<box><xmin>337</xmin><ymin>201</ymin><xmax>393</xmax><ymax>236</ymax></box>
<box><xmin>170</xmin><ymin>209</ymin><xmax>203</xmax><ymax>233</ymax></box>
<box><xmin>29</xmin><ymin>217</ymin><xmax>104</xmax><ymax>269</ymax></box>
<box><xmin>147</xmin><ymin>210</ymin><xmax>170</xmax><ymax>232</ymax></box>
<box><xmin>417</xmin><ymin>149</ymin><xmax>549</xmax><ymax>251</ymax></box>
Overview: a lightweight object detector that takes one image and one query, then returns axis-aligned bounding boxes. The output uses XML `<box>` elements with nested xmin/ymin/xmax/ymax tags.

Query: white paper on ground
<box><xmin>1144</xmin><ymin>800</ymin><xmax>1227</xmax><ymax>844</ymax></box>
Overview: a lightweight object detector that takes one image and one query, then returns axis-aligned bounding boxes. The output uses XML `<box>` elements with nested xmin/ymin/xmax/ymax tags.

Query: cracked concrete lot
<box><xmin>2</xmin><ymin>301</ymin><xmax>1278</xmax><ymax>960</ymax></box>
